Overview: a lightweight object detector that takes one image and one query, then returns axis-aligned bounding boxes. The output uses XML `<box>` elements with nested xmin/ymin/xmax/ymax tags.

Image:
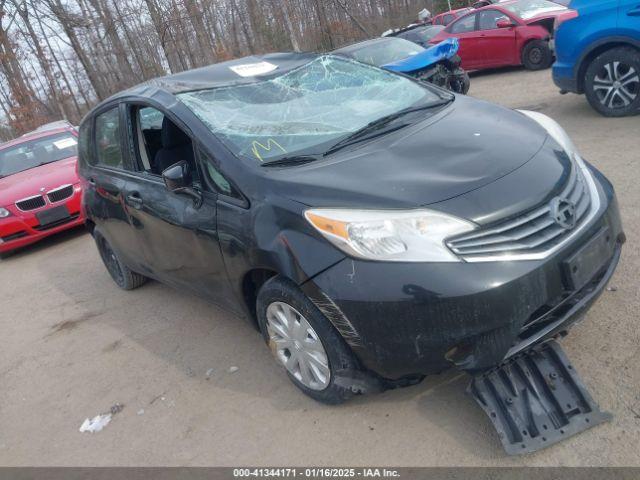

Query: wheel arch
<box><xmin>576</xmin><ymin>38</ymin><xmax>640</xmax><ymax>94</ymax></box>
<box><xmin>241</xmin><ymin>268</ymin><xmax>279</xmax><ymax>328</ymax></box>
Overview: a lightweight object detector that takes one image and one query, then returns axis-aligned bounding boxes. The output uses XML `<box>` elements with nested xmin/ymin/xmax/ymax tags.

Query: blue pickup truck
<box><xmin>553</xmin><ymin>0</ymin><xmax>640</xmax><ymax>116</ymax></box>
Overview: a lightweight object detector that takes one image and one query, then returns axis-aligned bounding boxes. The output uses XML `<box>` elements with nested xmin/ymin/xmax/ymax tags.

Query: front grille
<box><xmin>1</xmin><ymin>231</ymin><xmax>28</xmax><ymax>242</ymax></box>
<box><xmin>447</xmin><ymin>164</ymin><xmax>592</xmax><ymax>260</ymax></box>
<box><xmin>15</xmin><ymin>196</ymin><xmax>46</xmax><ymax>211</ymax></box>
<box><xmin>47</xmin><ymin>185</ymin><xmax>74</xmax><ymax>203</ymax></box>
<box><xmin>33</xmin><ymin>213</ymin><xmax>79</xmax><ymax>231</ymax></box>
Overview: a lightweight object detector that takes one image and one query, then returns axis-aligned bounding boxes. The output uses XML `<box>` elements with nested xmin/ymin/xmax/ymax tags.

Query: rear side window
<box><xmin>443</xmin><ymin>14</ymin><xmax>455</xmax><ymax>25</ymax></box>
<box><xmin>94</xmin><ymin>107</ymin><xmax>124</xmax><ymax>169</ymax></box>
<box><xmin>449</xmin><ymin>14</ymin><xmax>477</xmax><ymax>33</ymax></box>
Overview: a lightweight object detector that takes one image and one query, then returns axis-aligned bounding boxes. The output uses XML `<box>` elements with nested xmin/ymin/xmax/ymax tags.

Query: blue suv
<box><xmin>553</xmin><ymin>0</ymin><xmax>640</xmax><ymax>116</ymax></box>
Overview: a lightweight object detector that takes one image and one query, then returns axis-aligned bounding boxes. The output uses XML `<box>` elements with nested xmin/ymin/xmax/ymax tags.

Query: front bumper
<box><xmin>0</xmin><ymin>185</ymin><xmax>84</xmax><ymax>254</ymax></box>
<box><xmin>552</xmin><ymin>63</ymin><xmax>579</xmax><ymax>94</ymax></box>
<box><xmin>302</xmin><ymin>168</ymin><xmax>624</xmax><ymax>380</ymax></box>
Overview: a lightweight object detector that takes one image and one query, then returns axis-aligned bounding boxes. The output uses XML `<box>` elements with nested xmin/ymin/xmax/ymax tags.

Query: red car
<box><xmin>430</xmin><ymin>0</ymin><xmax>573</xmax><ymax>71</ymax></box>
<box><xmin>432</xmin><ymin>7</ymin><xmax>474</xmax><ymax>26</ymax></box>
<box><xmin>0</xmin><ymin>125</ymin><xmax>84</xmax><ymax>258</ymax></box>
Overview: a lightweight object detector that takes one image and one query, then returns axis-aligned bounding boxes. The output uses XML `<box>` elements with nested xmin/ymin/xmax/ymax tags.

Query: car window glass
<box><xmin>0</xmin><ymin>132</ymin><xmax>78</xmax><ymax>177</ymax></box>
<box><xmin>199</xmin><ymin>148</ymin><xmax>242</xmax><ymax>199</ymax></box>
<box><xmin>450</xmin><ymin>14</ymin><xmax>477</xmax><ymax>33</ymax></box>
<box><xmin>349</xmin><ymin>38</ymin><xmax>424</xmax><ymax>66</ymax></box>
<box><xmin>178</xmin><ymin>56</ymin><xmax>438</xmax><ymax>163</ymax></box>
<box><xmin>478</xmin><ymin>10</ymin><xmax>510</xmax><ymax>30</ymax></box>
<box><xmin>443</xmin><ymin>14</ymin><xmax>455</xmax><ymax>25</ymax></box>
<box><xmin>94</xmin><ymin>107</ymin><xmax>124</xmax><ymax>169</ymax></box>
<box><xmin>134</xmin><ymin>106</ymin><xmax>165</xmax><ymax>173</ymax></box>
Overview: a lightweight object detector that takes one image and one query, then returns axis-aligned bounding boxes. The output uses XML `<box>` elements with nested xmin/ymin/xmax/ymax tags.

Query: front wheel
<box><xmin>450</xmin><ymin>71</ymin><xmax>471</xmax><ymax>94</ymax></box>
<box><xmin>256</xmin><ymin>276</ymin><xmax>359</xmax><ymax>404</ymax></box>
<box><xmin>584</xmin><ymin>47</ymin><xmax>640</xmax><ymax>117</ymax></box>
<box><xmin>522</xmin><ymin>40</ymin><xmax>553</xmax><ymax>71</ymax></box>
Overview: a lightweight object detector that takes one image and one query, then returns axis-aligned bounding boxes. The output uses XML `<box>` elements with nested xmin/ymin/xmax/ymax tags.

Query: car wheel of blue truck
<box><xmin>94</xmin><ymin>227</ymin><xmax>147</xmax><ymax>291</ymax></box>
<box><xmin>256</xmin><ymin>276</ymin><xmax>359</xmax><ymax>405</ymax></box>
<box><xmin>585</xmin><ymin>47</ymin><xmax>640</xmax><ymax>117</ymax></box>
<box><xmin>522</xmin><ymin>40</ymin><xmax>553</xmax><ymax>70</ymax></box>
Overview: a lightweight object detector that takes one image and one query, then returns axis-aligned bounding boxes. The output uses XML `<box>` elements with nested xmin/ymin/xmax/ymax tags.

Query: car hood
<box><xmin>523</xmin><ymin>8</ymin><xmax>570</xmax><ymax>23</ymax></box>
<box><xmin>266</xmin><ymin>96</ymin><xmax>549</xmax><ymax>209</ymax></box>
<box><xmin>0</xmin><ymin>156</ymin><xmax>78</xmax><ymax>207</ymax></box>
<box><xmin>382</xmin><ymin>38</ymin><xmax>459</xmax><ymax>73</ymax></box>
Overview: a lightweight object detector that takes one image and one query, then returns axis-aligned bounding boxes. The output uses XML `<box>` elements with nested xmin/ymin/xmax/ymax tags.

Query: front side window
<box><xmin>502</xmin><ymin>0</ymin><xmax>565</xmax><ymax>20</ymax></box>
<box><xmin>449</xmin><ymin>14</ymin><xmax>477</xmax><ymax>34</ymax></box>
<box><xmin>478</xmin><ymin>10</ymin><xmax>511</xmax><ymax>30</ymax></box>
<box><xmin>94</xmin><ymin>107</ymin><xmax>124</xmax><ymax>169</ymax></box>
<box><xmin>0</xmin><ymin>132</ymin><xmax>77</xmax><ymax>178</ymax></box>
<box><xmin>178</xmin><ymin>56</ymin><xmax>439</xmax><ymax>163</ymax></box>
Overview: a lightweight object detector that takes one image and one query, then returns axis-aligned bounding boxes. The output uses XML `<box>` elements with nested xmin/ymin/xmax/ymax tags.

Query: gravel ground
<box><xmin>0</xmin><ymin>67</ymin><xmax>638</xmax><ymax>466</ymax></box>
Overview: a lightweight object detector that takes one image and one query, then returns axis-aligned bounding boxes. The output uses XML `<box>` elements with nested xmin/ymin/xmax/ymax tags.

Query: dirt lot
<box><xmin>1</xmin><ymin>68</ymin><xmax>639</xmax><ymax>467</ymax></box>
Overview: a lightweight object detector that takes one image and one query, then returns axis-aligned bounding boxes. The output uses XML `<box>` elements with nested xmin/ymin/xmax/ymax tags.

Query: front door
<box><xmin>477</xmin><ymin>10</ymin><xmax>518</xmax><ymax>67</ymax></box>
<box><xmin>86</xmin><ymin>104</ymin><xmax>146</xmax><ymax>273</ymax></box>
<box><xmin>122</xmin><ymin>103</ymin><xmax>234</xmax><ymax>308</ymax></box>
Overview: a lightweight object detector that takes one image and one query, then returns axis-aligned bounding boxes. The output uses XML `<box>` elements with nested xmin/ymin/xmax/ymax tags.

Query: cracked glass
<box><xmin>177</xmin><ymin>56</ymin><xmax>438</xmax><ymax>162</ymax></box>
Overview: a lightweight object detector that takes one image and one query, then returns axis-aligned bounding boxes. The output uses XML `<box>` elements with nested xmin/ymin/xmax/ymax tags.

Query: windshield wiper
<box><xmin>261</xmin><ymin>155</ymin><xmax>321</xmax><ymax>168</ymax></box>
<box><xmin>324</xmin><ymin>97</ymin><xmax>454</xmax><ymax>156</ymax></box>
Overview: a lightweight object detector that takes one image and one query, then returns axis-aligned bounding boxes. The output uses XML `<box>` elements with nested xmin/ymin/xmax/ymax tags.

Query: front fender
<box><xmin>216</xmin><ymin>196</ymin><xmax>345</xmax><ymax>317</ymax></box>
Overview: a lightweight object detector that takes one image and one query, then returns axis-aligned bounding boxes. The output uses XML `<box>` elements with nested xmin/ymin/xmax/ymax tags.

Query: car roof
<box><xmin>110</xmin><ymin>52</ymin><xmax>320</xmax><ymax>98</ymax></box>
<box><xmin>0</xmin><ymin>126</ymin><xmax>76</xmax><ymax>152</ymax></box>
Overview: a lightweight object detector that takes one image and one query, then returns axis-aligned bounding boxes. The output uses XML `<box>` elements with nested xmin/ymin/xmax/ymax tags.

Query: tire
<box><xmin>0</xmin><ymin>250</ymin><xmax>14</xmax><ymax>260</ymax></box>
<box><xmin>93</xmin><ymin>228</ymin><xmax>147</xmax><ymax>291</ymax></box>
<box><xmin>256</xmin><ymin>276</ymin><xmax>359</xmax><ymax>405</ymax></box>
<box><xmin>584</xmin><ymin>47</ymin><xmax>640</xmax><ymax>117</ymax></box>
<box><xmin>450</xmin><ymin>71</ymin><xmax>471</xmax><ymax>94</ymax></box>
<box><xmin>522</xmin><ymin>40</ymin><xmax>553</xmax><ymax>71</ymax></box>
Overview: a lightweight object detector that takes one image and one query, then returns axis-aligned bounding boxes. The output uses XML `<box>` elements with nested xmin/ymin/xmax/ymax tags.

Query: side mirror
<box><xmin>162</xmin><ymin>160</ymin><xmax>202</xmax><ymax>208</ymax></box>
<box><xmin>162</xmin><ymin>160</ymin><xmax>192</xmax><ymax>192</ymax></box>
<box><xmin>496</xmin><ymin>19</ymin><xmax>514</xmax><ymax>28</ymax></box>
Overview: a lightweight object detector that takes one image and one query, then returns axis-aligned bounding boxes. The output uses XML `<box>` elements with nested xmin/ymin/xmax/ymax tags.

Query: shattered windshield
<box><xmin>177</xmin><ymin>56</ymin><xmax>438</xmax><ymax>162</ymax></box>
<box><xmin>0</xmin><ymin>132</ymin><xmax>77</xmax><ymax>178</ymax></box>
<box><xmin>503</xmin><ymin>0</ymin><xmax>565</xmax><ymax>19</ymax></box>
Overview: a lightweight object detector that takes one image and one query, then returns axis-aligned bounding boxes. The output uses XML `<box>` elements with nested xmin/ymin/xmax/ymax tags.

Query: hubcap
<box><xmin>529</xmin><ymin>48</ymin><xmax>542</xmax><ymax>64</ymax></box>
<box><xmin>593</xmin><ymin>61</ymin><xmax>639</xmax><ymax>109</ymax></box>
<box><xmin>266</xmin><ymin>302</ymin><xmax>330</xmax><ymax>391</ymax></box>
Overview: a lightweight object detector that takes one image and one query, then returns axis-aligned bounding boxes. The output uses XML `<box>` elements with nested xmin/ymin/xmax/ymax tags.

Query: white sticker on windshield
<box><xmin>53</xmin><ymin>138</ymin><xmax>77</xmax><ymax>149</ymax></box>
<box><xmin>229</xmin><ymin>61</ymin><xmax>278</xmax><ymax>77</ymax></box>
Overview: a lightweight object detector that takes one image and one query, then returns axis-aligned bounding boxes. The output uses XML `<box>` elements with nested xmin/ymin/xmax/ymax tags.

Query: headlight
<box><xmin>305</xmin><ymin>208</ymin><xmax>476</xmax><ymax>262</ymax></box>
<box><xmin>0</xmin><ymin>207</ymin><xmax>10</xmax><ymax>218</ymax></box>
<box><xmin>518</xmin><ymin>110</ymin><xmax>589</xmax><ymax>171</ymax></box>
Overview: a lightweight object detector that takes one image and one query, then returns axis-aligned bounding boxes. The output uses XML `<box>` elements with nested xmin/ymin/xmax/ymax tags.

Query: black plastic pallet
<box><xmin>469</xmin><ymin>340</ymin><xmax>612</xmax><ymax>455</ymax></box>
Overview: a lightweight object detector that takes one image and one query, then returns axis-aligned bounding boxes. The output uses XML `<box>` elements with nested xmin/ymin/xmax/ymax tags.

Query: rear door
<box><xmin>477</xmin><ymin>10</ymin><xmax>518</xmax><ymax>66</ymax></box>
<box><xmin>121</xmin><ymin>103</ymin><xmax>235</xmax><ymax>308</ymax></box>
<box><xmin>447</xmin><ymin>13</ymin><xmax>484</xmax><ymax>69</ymax></box>
<box><xmin>83</xmin><ymin>103</ymin><xmax>146</xmax><ymax>273</ymax></box>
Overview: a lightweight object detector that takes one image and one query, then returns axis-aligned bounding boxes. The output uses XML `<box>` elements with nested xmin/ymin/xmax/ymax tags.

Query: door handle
<box><xmin>628</xmin><ymin>7</ymin><xmax>640</xmax><ymax>16</ymax></box>
<box><xmin>126</xmin><ymin>193</ymin><xmax>143</xmax><ymax>209</ymax></box>
<box><xmin>88</xmin><ymin>177</ymin><xmax>96</xmax><ymax>185</ymax></box>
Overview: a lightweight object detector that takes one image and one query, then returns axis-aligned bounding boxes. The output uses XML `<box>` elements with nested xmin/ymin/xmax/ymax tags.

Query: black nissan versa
<box><xmin>78</xmin><ymin>53</ymin><xmax>624</xmax><ymax>404</ymax></box>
